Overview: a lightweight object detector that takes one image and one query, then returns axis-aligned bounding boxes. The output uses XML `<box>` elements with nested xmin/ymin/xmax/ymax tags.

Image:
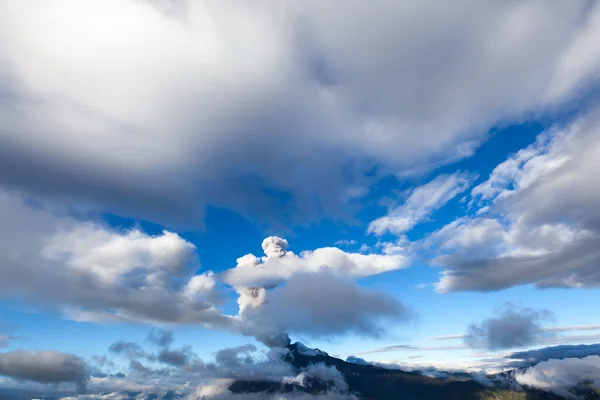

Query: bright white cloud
<box><xmin>43</xmin><ymin>225</ymin><xmax>196</xmax><ymax>284</ymax></box>
<box><xmin>368</xmin><ymin>173</ymin><xmax>473</xmax><ymax>236</ymax></box>
<box><xmin>223</xmin><ymin>236</ymin><xmax>408</xmax><ymax>288</ymax></box>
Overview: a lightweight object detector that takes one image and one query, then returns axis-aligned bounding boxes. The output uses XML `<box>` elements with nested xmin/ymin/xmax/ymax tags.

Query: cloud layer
<box><xmin>516</xmin><ymin>355</ymin><xmax>600</xmax><ymax>398</ymax></box>
<box><xmin>0</xmin><ymin>350</ymin><xmax>88</xmax><ymax>387</ymax></box>
<box><xmin>2</xmin><ymin>0</ymin><xmax>600</xmax><ymax>227</ymax></box>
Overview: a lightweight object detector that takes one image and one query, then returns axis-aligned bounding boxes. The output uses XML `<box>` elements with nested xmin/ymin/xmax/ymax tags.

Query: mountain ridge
<box><xmin>227</xmin><ymin>342</ymin><xmax>600</xmax><ymax>400</ymax></box>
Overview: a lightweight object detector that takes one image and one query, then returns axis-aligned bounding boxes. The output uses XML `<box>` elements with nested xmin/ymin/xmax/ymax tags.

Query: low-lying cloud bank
<box><xmin>1</xmin><ymin>329</ymin><xmax>359</xmax><ymax>399</ymax></box>
<box><xmin>2</xmin><ymin>333</ymin><xmax>600</xmax><ymax>399</ymax></box>
<box><xmin>516</xmin><ymin>355</ymin><xmax>600</xmax><ymax>398</ymax></box>
<box><xmin>506</xmin><ymin>343</ymin><xmax>600</xmax><ymax>367</ymax></box>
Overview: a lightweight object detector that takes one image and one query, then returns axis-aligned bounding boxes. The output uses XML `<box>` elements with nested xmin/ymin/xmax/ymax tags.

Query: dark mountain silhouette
<box><xmin>228</xmin><ymin>342</ymin><xmax>600</xmax><ymax>400</ymax></box>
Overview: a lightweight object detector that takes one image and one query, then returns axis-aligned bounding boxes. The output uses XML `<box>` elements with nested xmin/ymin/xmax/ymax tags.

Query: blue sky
<box><xmin>1</xmin><ymin>116</ymin><xmax>598</xmax><ymax>365</ymax></box>
<box><xmin>1</xmin><ymin>0</ymin><xmax>600</xmax><ymax>397</ymax></box>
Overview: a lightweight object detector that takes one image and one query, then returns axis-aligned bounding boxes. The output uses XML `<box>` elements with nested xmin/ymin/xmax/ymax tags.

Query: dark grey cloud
<box><xmin>436</xmin><ymin>237</ymin><xmax>600</xmax><ymax>292</ymax></box>
<box><xmin>242</xmin><ymin>272</ymin><xmax>413</xmax><ymax>344</ymax></box>
<box><xmin>108</xmin><ymin>342</ymin><xmax>148</xmax><ymax>360</ymax></box>
<box><xmin>128</xmin><ymin>360</ymin><xmax>153</xmax><ymax>376</ymax></box>
<box><xmin>0</xmin><ymin>350</ymin><xmax>88</xmax><ymax>386</ymax></box>
<box><xmin>213</xmin><ymin>345</ymin><xmax>257</xmax><ymax>369</ymax></box>
<box><xmin>109</xmin><ymin>333</ymin><xmax>199</xmax><ymax>368</ymax></box>
<box><xmin>147</xmin><ymin>329</ymin><xmax>174</xmax><ymax>348</ymax></box>
<box><xmin>464</xmin><ymin>304</ymin><xmax>555</xmax><ymax>350</ymax></box>
<box><xmin>157</xmin><ymin>347</ymin><xmax>193</xmax><ymax>367</ymax></box>
<box><xmin>0</xmin><ymin>191</ymin><xmax>231</xmax><ymax>327</ymax></box>
<box><xmin>95</xmin><ymin>342</ymin><xmax>300</xmax><ymax>393</ymax></box>
<box><xmin>506</xmin><ymin>343</ymin><xmax>600</xmax><ymax>366</ymax></box>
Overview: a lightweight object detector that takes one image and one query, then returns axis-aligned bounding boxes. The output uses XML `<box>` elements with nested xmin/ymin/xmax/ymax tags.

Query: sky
<box><xmin>1</xmin><ymin>0</ymin><xmax>600</xmax><ymax>398</ymax></box>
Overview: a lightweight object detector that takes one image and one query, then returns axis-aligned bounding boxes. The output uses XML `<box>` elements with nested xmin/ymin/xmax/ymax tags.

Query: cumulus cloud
<box><xmin>0</xmin><ymin>350</ymin><xmax>88</xmax><ymax>387</ymax></box>
<box><xmin>213</xmin><ymin>345</ymin><xmax>257</xmax><ymax>369</ymax></box>
<box><xmin>224</xmin><ymin>236</ymin><xmax>408</xmax><ymax>288</ymax></box>
<box><xmin>0</xmin><ymin>195</ymin><xmax>409</xmax><ymax>345</ymax></box>
<box><xmin>127</xmin><ymin>360</ymin><xmax>154</xmax><ymax>376</ymax></box>
<box><xmin>515</xmin><ymin>355</ymin><xmax>600</xmax><ymax>398</ymax></box>
<box><xmin>2</xmin><ymin>0</ymin><xmax>600</xmax><ymax>228</ymax></box>
<box><xmin>204</xmin><ymin>346</ymin><xmax>298</xmax><ymax>383</ymax></box>
<box><xmin>368</xmin><ymin>173</ymin><xmax>473</xmax><ymax>236</ymax></box>
<box><xmin>0</xmin><ymin>190</ymin><xmax>230</xmax><ymax>327</ymax></box>
<box><xmin>422</xmin><ymin>106</ymin><xmax>600</xmax><ymax>292</ymax></box>
<box><xmin>108</xmin><ymin>335</ymin><xmax>201</xmax><ymax>371</ymax></box>
<box><xmin>464</xmin><ymin>304</ymin><xmax>555</xmax><ymax>350</ymax></box>
<box><xmin>220</xmin><ymin>237</ymin><xmax>412</xmax><ymax>345</ymax></box>
<box><xmin>157</xmin><ymin>347</ymin><xmax>194</xmax><ymax>367</ymax></box>
<box><xmin>72</xmin><ymin>332</ymin><xmax>356</xmax><ymax>399</ymax></box>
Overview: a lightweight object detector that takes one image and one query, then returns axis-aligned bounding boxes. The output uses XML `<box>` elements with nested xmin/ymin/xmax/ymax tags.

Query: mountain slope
<box><xmin>228</xmin><ymin>342</ymin><xmax>600</xmax><ymax>400</ymax></box>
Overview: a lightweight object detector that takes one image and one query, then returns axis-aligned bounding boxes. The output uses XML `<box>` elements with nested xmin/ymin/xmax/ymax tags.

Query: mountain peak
<box><xmin>288</xmin><ymin>341</ymin><xmax>329</xmax><ymax>357</ymax></box>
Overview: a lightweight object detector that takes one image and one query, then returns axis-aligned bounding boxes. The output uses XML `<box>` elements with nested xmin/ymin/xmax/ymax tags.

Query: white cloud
<box><xmin>42</xmin><ymin>225</ymin><xmax>197</xmax><ymax>284</ymax></box>
<box><xmin>1</xmin><ymin>1</ymin><xmax>600</xmax><ymax>227</ymax></box>
<box><xmin>0</xmin><ymin>190</ymin><xmax>227</xmax><ymax>326</ymax></box>
<box><xmin>368</xmin><ymin>173</ymin><xmax>473</xmax><ymax>236</ymax></box>
<box><xmin>516</xmin><ymin>355</ymin><xmax>600</xmax><ymax>398</ymax></box>
<box><xmin>0</xmin><ymin>194</ymin><xmax>411</xmax><ymax>344</ymax></box>
<box><xmin>223</xmin><ymin>236</ymin><xmax>408</xmax><ymax>288</ymax></box>
<box><xmin>53</xmin><ymin>336</ymin><xmax>359</xmax><ymax>400</ymax></box>
<box><xmin>421</xmin><ymin>106</ymin><xmax>600</xmax><ymax>292</ymax></box>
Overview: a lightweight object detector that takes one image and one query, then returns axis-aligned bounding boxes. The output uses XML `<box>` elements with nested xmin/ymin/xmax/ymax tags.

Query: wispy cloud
<box><xmin>356</xmin><ymin>344</ymin><xmax>465</xmax><ymax>355</ymax></box>
<box><xmin>428</xmin><ymin>334</ymin><xmax>467</xmax><ymax>341</ymax></box>
<box><xmin>368</xmin><ymin>173</ymin><xmax>474</xmax><ymax>236</ymax></box>
<box><xmin>429</xmin><ymin>324</ymin><xmax>600</xmax><ymax>341</ymax></box>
